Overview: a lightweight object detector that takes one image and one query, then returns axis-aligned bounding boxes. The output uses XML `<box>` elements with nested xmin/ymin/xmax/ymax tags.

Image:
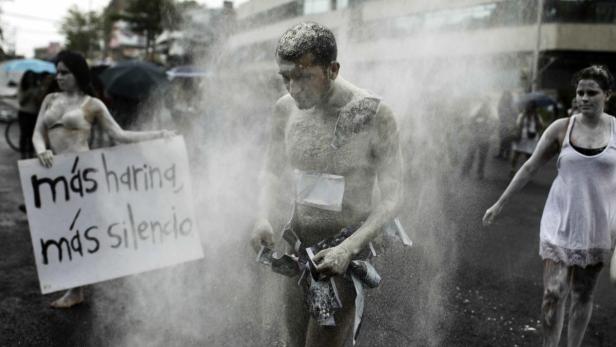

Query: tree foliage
<box><xmin>60</xmin><ymin>6</ymin><xmax>102</xmax><ymax>58</ymax></box>
<box><xmin>119</xmin><ymin>0</ymin><xmax>180</xmax><ymax>58</ymax></box>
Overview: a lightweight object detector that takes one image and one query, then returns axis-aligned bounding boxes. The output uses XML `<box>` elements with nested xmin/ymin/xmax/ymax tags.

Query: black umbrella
<box><xmin>99</xmin><ymin>60</ymin><xmax>169</xmax><ymax>100</ymax></box>
<box><xmin>517</xmin><ymin>92</ymin><xmax>556</xmax><ymax>109</ymax></box>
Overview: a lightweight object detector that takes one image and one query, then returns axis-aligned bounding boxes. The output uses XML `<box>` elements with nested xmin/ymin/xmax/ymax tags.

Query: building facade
<box><xmin>222</xmin><ymin>0</ymin><xmax>616</xmax><ymax>104</ymax></box>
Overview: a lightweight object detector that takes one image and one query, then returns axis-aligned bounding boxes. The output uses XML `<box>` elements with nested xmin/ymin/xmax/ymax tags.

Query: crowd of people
<box><xmin>5</xmin><ymin>20</ymin><xmax>616</xmax><ymax>347</ymax></box>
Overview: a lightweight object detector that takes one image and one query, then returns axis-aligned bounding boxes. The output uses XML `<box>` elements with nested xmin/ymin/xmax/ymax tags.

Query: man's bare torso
<box><xmin>277</xmin><ymin>78</ymin><xmax>393</xmax><ymax>243</ymax></box>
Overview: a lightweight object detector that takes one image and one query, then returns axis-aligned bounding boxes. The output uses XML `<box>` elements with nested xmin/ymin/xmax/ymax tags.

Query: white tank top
<box><xmin>540</xmin><ymin>115</ymin><xmax>616</xmax><ymax>267</ymax></box>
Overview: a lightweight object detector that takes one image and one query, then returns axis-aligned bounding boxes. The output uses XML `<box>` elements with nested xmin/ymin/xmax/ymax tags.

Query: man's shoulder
<box><xmin>334</xmin><ymin>92</ymin><xmax>394</xmax><ymax>143</ymax></box>
<box><xmin>337</xmin><ymin>78</ymin><xmax>378</xmax><ymax>101</ymax></box>
<box><xmin>274</xmin><ymin>94</ymin><xmax>295</xmax><ymax>113</ymax></box>
<box><xmin>339</xmin><ymin>85</ymin><xmax>395</xmax><ymax>128</ymax></box>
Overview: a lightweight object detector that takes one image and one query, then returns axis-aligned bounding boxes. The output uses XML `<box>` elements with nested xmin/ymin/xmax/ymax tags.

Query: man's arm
<box><xmin>251</xmin><ymin>97</ymin><xmax>291</xmax><ymax>251</ymax></box>
<box><xmin>314</xmin><ymin>102</ymin><xmax>402</xmax><ymax>276</ymax></box>
<box><xmin>341</xmin><ymin>103</ymin><xmax>403</xmax><ymax>255</ymax></box>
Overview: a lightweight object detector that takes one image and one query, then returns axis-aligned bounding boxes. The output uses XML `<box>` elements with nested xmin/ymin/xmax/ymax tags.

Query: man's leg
<box><xmin>542</xmin><ymin>260</ymin><xmax>571</xmax><ymax>347</ymax></box>
<box><xmin>283</xmin><ymin>276</ymin><xmax>309</xmax><ymax>347</ymax></box>
<box><xmin>305</xmin><ymin>277</ymin><xmax>355</xmax><ymax>347</ymax></box>
<box><xmin>567</xmin><ymin>263</ymin><xmax>602</xmax><ymax>347</ymax></box>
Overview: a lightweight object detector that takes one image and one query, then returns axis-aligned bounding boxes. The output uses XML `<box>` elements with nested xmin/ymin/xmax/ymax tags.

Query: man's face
<box><xmin>278</xmin><ymin>53</ymin><xmax>333</xmax><ymax>109</ymax></box>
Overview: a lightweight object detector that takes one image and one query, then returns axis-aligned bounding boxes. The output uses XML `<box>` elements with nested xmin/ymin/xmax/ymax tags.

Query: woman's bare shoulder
<box><xmin>543</xmin><ymin>117</ymin><xmax>570</xmax><ymax>142</ymax></box>
<box><xmin>42</xmin><ymin>92</ymin><xmax>60</xmax><ymax>103</ymax></box>
<box><xmin>545</xmin><ymin>117</ymin><xmax>569</xmax><ymax>132</ymax></box>
<box><xmin>83</xmin><ymin>96</ymin><xmax>108</xmax><ymax>113</ymax></box>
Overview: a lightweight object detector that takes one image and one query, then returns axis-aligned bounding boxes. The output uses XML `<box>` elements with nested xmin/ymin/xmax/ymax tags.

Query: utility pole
<box><xmin>531</xmin><ymin>0</ymin><xmax>544</xmax><ymax>92</ymax></box>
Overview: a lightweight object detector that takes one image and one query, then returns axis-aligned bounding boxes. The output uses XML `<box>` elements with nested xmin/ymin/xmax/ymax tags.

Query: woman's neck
<box><xmin>579</xmin><ymin>111</ymin><xmax>603</xmax><ymax>127</ymax></box>
<box><xmin>63</xmin><ymin>89</ymin><xmax>84</xmax><ymax>98</ymax></box>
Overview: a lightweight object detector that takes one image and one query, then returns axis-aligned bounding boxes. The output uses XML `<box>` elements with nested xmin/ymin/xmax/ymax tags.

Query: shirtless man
<box><xmin>251</xmin><ymin>22</ymin><xmax>403</xmax><ymax>346</ymax></box>
<box><xmin>32</xmin><ymin>50</ymin><xmax>172</xmax><ymax>308</ymax></box>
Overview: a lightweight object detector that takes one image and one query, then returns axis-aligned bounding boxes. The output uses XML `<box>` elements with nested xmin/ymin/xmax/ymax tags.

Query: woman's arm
<box><xmin>91</xmin><ymin>98</ymin><xmax>171</xmax><ymax>143</ymax></box>
<box><xmin>32</xmin><ymin>94</ymin><xmax>54</xmax><ymax>167</ymax></box>
<box><xmin>483</xmin><ymin>118</ymin><xmax>568</xmax><ymax>225</ymax></box>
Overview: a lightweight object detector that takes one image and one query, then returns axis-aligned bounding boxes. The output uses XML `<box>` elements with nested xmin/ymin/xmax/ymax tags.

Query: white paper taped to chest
<box><xmin>295</xmin><ymin>170</ymin><xmax>345</xmax><ymax>212</ymax></box>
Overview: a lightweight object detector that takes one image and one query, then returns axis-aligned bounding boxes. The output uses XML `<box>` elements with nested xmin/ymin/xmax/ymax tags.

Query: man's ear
<box><xmin>328</xmin><ymin>62</ymin><xmax>340</xmax><ymax>80</ymax></box>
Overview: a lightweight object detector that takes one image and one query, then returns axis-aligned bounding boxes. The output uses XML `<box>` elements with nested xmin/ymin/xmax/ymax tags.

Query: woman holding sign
<box><xmin>32</xmin><ymin>51</ymin><xmax>173</xmax><ymax>308</ymax></box>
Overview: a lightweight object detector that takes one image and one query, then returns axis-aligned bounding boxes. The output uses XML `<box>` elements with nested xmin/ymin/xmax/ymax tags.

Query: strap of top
<box><xmin>562</xmin><ymin>115</ymin><xmax>576</xmax><ymax>149</ymax></box>
<box><xmin>563</xmin><ymin>114</ymin><xmax>616</xmax><ymax>149</ymax></box>
<box><xmin>609</xmin><ymin>115</ymin><xmax>616</xmax><ymax>147</ymax></box>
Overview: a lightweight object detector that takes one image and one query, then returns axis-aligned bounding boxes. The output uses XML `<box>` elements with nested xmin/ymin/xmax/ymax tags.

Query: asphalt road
<box><xmin>0</xmin><ymin>120</ymin><xmax>614</xmax><ymax>346</ymax></box>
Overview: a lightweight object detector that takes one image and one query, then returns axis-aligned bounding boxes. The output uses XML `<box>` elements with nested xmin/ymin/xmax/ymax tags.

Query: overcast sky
<box><xmin>0</xmin><ymin>0</ymin><xmax>248</xmax><ymax>57</ymax></box>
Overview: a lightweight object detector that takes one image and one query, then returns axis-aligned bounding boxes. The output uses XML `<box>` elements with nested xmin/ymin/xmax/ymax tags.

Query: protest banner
<box><xmin>18</xmin><ymin>136</ymin><xmax>203</xmax><ymax>294</ymax></box>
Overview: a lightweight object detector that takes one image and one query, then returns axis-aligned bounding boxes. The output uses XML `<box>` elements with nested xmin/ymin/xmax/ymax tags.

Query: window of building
<box><xmin>304</xmin><ymin>0</ymin><xmax>332</xmax><ymax>15</ymax></box>
<box><xmin>335</xmin><ymin>0</ymin><xmax>349</xmax><ymax>10</ymax></box>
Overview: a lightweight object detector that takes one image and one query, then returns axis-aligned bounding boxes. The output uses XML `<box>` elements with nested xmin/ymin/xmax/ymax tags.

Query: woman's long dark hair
<box><xmin>18</xmin><ymin>70</ymin><xmax>37</xmax><ymax>91</ymax></box>
<box><xmin>55</xmin><ymin>50</ymin><xmax>95</xmax><ymax>96</ymax></box>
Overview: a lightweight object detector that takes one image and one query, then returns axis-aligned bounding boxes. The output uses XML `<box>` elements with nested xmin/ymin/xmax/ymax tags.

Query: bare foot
<box><xmin>50</xmin><ymin>288</ymin><xmax>84</xmax><ymax>308</ymax></box>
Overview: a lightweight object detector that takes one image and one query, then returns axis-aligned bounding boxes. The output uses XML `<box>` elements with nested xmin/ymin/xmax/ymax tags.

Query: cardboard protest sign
<box><xmin>18</xmin><ymin>136</ymin><xmax>203</xmax><ymax>294</ymax></box>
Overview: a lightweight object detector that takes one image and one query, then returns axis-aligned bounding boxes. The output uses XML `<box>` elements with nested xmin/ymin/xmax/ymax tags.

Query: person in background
<box><xmin>510</xmin><ymin>100</ymin><xmax>544</xmax><ymax>176</ymax></box>
<box><xmin>32</xmin><ymin>50</ymin><xmax>174</xmax><ymax>308</ymax></box>
<box><xmin>483</xmin><ymin>65</ymin><xmax>616</xmax><ymax>347</ymax></box>
<box><xmin>567</xmin><ymin>97</ymin><xmax>579</xmax><ymax>116</ymax></box>
<box><xmin>461</xmin><ymin>97</ymin><xmax>494</xmax><ymax>180</ymax></box>
<box><xmin>17</xmin><ymin>71</ymin><xmax>43</xmax><ymax>159</ymax></box>
<box><xmin>495</xmin><ymin>90</ymin><xmax>517</xmax><ymax>160</ymax></box>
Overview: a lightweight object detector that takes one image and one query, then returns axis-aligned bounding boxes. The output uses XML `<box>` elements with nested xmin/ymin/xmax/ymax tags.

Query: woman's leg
<box><xmin>50</xmin><ymin>286</ymin><xmax>84</xmax><ymax>308</ymax></box>
<box><xmin>567</xmin><ymin>263</ymin><xmax>603</xmax><ymax>347</ymax></box>
<box><xmin>542</xmin><ymin>259</ymin><xmax>571</xmax><ymax>347</ymax></box>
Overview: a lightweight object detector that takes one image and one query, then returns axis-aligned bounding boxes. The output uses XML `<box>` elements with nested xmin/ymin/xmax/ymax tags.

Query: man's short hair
<box><xmin>275</xmin><ymin>22</ymin><xmax>337</xmax><ymax>67</ymax></box>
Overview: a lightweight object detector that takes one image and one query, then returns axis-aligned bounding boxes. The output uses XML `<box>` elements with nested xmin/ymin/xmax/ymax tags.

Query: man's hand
<box><xmin>314</xmin><ymin>245</ymin><xmax>352</xmax><ymax>277</ymax></box>
<box><xmin>482</xmin><ymin>202</ymin><xmax>503</xmax><ymax>226</ymax></box>
<box><xmin>37</xmin><ymin>150</ymin><xmax>54</xmax><ymax>168</ymax></box>
<box><xmin>251</xmin><ymin>218</ymin><xmax>274</xmax><ymax>253</ymax></box>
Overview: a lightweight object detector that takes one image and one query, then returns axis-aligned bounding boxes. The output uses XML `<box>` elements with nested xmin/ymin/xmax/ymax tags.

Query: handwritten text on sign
<box><xmin>18</xmin><ymin>136</ymin><xmax>203</xmax><ymax>294</ymax></box>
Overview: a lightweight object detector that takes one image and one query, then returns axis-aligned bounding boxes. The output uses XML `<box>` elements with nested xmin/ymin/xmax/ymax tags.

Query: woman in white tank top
<box><xmin>482</xmin><ymin>65</ymin><xmax>616</xmax><ymax>347</ymax></box>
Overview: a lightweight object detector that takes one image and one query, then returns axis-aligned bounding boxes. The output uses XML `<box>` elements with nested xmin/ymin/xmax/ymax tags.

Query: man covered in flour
<box><xmin>251</xmin><ymin>22</ymin><xmax>403</xmax><ymax>346</ymax></box>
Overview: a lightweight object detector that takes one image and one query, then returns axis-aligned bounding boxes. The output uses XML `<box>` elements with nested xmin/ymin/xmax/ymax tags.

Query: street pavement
<box><xmin>0</xmin><ymin>120</ymin><xmax>614</xmax><ymax>346</ymax></box>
